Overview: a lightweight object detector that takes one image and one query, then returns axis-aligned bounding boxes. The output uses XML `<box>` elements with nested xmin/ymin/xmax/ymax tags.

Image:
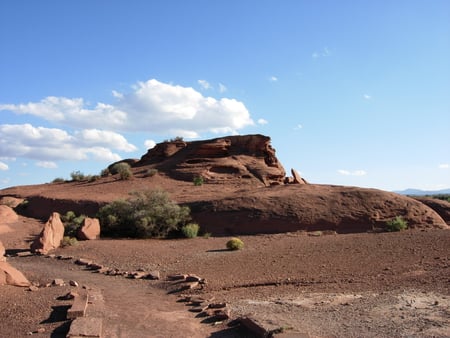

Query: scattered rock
<box><xmin>52</xmin><ymin>278</ymin><xmax>65</xmax><ymax>286</ymax></box>
<box><xmin>0</xmin><ymin>205</ymin><xmax>19</xmax><ymax>224</ymax></box>
<box><xmin>167</xmin><ymin>274</ymin><xmax>187</xmax><ymax>281</ymax></box>
<box><xmin>0</xmin><ymin>261</ymin><xmax>31</xmax><ymax>287</ymax></box>
<box><xmin>61</xmin><ymin>291</ymin><xmax>79</xmax><ymax>300</ymax></box>
<box><xmin>185</xmin><ymin>274</ymin><xmax>202</xmax><ymax>282</ymax></box>
<box><xmin>16</xmin><ymin>251</ymin><xmax>33</xmax><ymax>257</ymax></box>
<box><xmin>69</xmin><ymin>280</ymin><xmax>79</xmax><ymax>287</ymax></box>
<box><xmin>30</xmin><ymin>212</ymin><xmax>65</xmax><ymax>254</ymax></box>
<box><xmin>146</xmin><ymin>270</ymin><xmax>160</xmax><ymax>280</ymax></box>
<box><xmin>75</xmin><ymin>258</ymin><xmax>92</xmax><ymax>266</ymax></box>
<box><xmin>67</xmin><ymin>317</ymin><xmax>103</xmax><ymax>338</ymax></box>
<box><xmin>238</xmin><ymin>316</ymin><xmax>270</xmax><ymax>337</ymax></box>
<box><xmin>67</xmin><ymin>290</ymin><xmax>88</xmax><ymax>319</ymax></box>
<box><xmin>291</xmin><ymin>168</ymin><xmax>307</xmax><ymax>184</ymax></box>
<box><xmin>77</xmin><ymin>217</ymin><xmax>101</xmax><ymax>240</ymax></box>
<box><xmin>27</xmin><ymin>285</ymin><xmax>39</xmax><ymax>292</ymax></box>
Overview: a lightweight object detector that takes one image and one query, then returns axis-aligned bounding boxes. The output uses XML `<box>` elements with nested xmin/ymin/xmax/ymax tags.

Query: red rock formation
<box><xmin>136</xmin><ymin>134</ymin><xmax>286</xmax><ymax>186</ymax></box>
<box><xmin>77</xmin><ymin>217</ymin><xmax>101</xmax><ymax>240</ymax></box>
<box><xmin>0</xmin><ymin>262</ymin><xmax>31</xmax><ymax>287</ymax></box>
<box><xmin>30</xmin><ymin>212</ymin><xmax>65</xmax><ymax>254</ymax></box>
<box><xmin>0</xmin><ymin>241</ymin><xmax>5</xmax><ymax>262</ymax></box>
<box><xmin>0</xmin><ymin>205</ymin><xmax>18</xmax><ymax>224</ymax></box>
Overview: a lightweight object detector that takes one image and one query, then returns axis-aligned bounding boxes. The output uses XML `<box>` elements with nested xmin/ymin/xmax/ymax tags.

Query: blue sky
<box><xmin>0</xmin><ymin>0</ymin><xmax>449</xmax><ymax>191</ymax></box>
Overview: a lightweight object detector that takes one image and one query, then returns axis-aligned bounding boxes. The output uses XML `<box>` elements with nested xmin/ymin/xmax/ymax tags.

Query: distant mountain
<box><xmin>394</xmin><ymin>188</ymin><xmax>450</xmax><ymax>196</ymax></box>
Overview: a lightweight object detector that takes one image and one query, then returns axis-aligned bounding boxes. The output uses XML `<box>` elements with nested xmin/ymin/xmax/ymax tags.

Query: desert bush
<box><xmin>100</xmin><ymin>168</ymin><xmax>110</xmax><ymax>177</ymax></box>
<box><xmin>110</xmin><ymin>162</ymin><xmax>133</xmax><ymax>180</ymax></box>
<box><xmin>226</xmin><ymin>237</ymin><xmax>244</xmax><ymax>250</ymax></box>
<box><xmin>52</xmin><ymin>177</ymin><xmax>65</xmax><ymax>183</ymax></box>
<box><xmin>98</xmin><ymin>190</ymin><xmax>191</xmax><ymax>238</ymax></box>
<box><xmin>70</xmin><ymin>170</ymin><xmax>86</xmax><ymax>181</ymax></box>
<box><xmin>193</xmin><ymin>176</ymin><xmax>204</xmax><ymax>186</ymax></box>
<box><xmin>61</xmin><ymin>211</ymin><xmax>86</xmax><ymax>237</ymax></box>
<box><xmin>61</xmin><ymin>236</ymin><xmax>78</xmax><ymax>247</ymax></box>
<box><xmin>385</xmin><ymin>216</ymin><xmax>408</xmax><ymax>232</ymax></box>
<box><xmin>181</xmin><ymin>223</ymin><xmax>200</xmax><ymax>238</ymax></box>
<box><xmin>144</xmin><ymin>168</ymin><xmax>158</xmax><ymax>177</ymax></box>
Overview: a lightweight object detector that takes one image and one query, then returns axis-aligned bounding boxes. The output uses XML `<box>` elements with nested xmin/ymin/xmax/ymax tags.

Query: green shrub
<box><xmin>193</xmin><ymin>176</ymin><xmax>204</xmax><ymax>186</ymax></box>
<box><xmin>100</xmin><ymin>168</ymin><xmax>110</xmax><ymax>177</ymax></box>
<box><xmin>52</xmin><ymin>177</ymin><xmax>65</xmax><ymax>183</ymax></box>
<box><xmin>181</xmin><ymin>223</ymin><xmax>200</xmax><ymax>238</ymax></box>
<box><xmin>111</xmin><ymin>162</ymin><xmax>133</xmax><ymax>180</ymax></box>
<box><xmin>226</xmin><ymin>237</ymin><xmax>244</xmax><ymax>250</ymax></box>
<box><xmin>70</xmin><ymin>170</ymin><xmax>86</xmax><ymax>181</ymax></box>
<box><xmin>98</xmin><ymin>190</ymin><xmax>191</xmax><ymax>238</ymax></box>
<box><xmin>144</xmin><ymin>168</ymin><xmax>158</xmax><ymax>177</ymax></box>
<box><xmin>386</xmin><ymin>216</ymin><xmax>408</xmax><ymax>232</ymax></box>
<box><xmin>203</xmin><ymin>232</ymin><xmax>212</xmax><ymax>239</ymax></box>
<box><xmin>61</xmin><ymin>211</ymin><xmax>85</xmax><ymax>237</ymax></box>
<box><xmin>61</xmin><ymin>236</ymin><xmax>78</xmax><ymax>247</ymax></box>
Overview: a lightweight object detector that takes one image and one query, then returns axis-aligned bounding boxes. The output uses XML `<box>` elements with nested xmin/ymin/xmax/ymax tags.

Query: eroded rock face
<box><xmin>0</xmin><ymin>205</ymin><xmax>18</xmax><ymax>224</ymax></box>
<box><xmin>0</xmin><ymin>240</ymin><xmax>5</xmax><ymax>262</ymax></box>
<box><xmin>136</xmin><ymin>134</ymin><xmax>286</xmax><ymax>186</ymax></box>
<box><xmin>30</xmin><ymin>212</ymin><xmax>65</xmax><ymax>254</ymax></box>
<box><xmin>0</xmin><ymin>262</ymin><xmax>31</xmax><ymax>287</ymax></box>
<box><xmin>414</xmin><ymin>197</ymin><xmax>450</xmax><ymax>225</ymax></box>
<box><xmin>77</xmin><ymin>217</ymin><xmax>100</xmax><ymax>240</ymax></box>
<box><xmin>189</xmin><ymin>185</ymin><xmax>449</xmax><ymax>235</ymax></box>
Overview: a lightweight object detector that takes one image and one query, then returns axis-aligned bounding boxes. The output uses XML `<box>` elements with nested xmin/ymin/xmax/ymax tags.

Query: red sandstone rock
<box><xmin>0</xmin><ymin>205</ymin><xmax>18</xmax><ymax>224</ymax></box>
<box><xmin>30</xmin><ymin>212</ymin><xmax>65</xmax><ymax>254</ymax></box>
<box><xmin>0</xmin><ymin>261</ymin><xmax>31</xmax><ymax>287</ymax></box>
<box><xmin>77</xmin><ymin>217</ymin><xmax>100</xmax><ymax>240</ymax></box>
<box><xmin>0</xmin><ymin>240</ymin><xmax>5</xmax><ymax>262</ymax></box>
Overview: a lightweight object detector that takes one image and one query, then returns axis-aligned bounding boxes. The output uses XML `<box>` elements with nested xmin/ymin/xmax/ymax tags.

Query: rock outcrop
<box><xmin>0</xmin><ymin>241</ymin><xmax>5</xmax><ymax>262</ymax></box>
<box><xmin>77</xmin><ymin>217</ymin><xmax>100</xmax><ymax>240</ymax></box>
<box><xmin>0</xmin><ymin>205</ymin><xmax>18</xmax><ymax>224</ymax></box>
<box><xmin>30</xmin><ymin>212</ymin><xmax>65</xmax><ymax>254</ymax></box>
<box><xmin>136</xmin><ymin>134</ymin><xmax>286</xmax><ymax>186</ymax></box>
<box><xmin>413</xmin><ymin>197</ymin><xmax>450</xmax><ymax>225</ymax></box>
<box><xmin>189</xmin><ymin>185</ymin><xmax>449</xmax><ymax>235</ymax></box>
<box><xmin>0</xmin><ymin>261</ymin><xmax>31</xmax><ymax>287</ymax></box>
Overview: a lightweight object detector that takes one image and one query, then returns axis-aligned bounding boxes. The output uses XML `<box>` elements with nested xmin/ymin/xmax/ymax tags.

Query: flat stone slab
<box><xmin>67</xmin><ymin>290</ymin><xmax>88</xmax><ymax>319</ymax></box>
<box><xmin>67</xmin><ymin>317</ymin><xmax>103</xmax><ymax>337</ymax></box>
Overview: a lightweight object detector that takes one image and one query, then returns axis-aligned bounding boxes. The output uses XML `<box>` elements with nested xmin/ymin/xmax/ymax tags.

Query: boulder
<box><xmin>77</xmin><ymin>217</ymin><xmax>100</xmax><ymax>240</ymax></box>
<box><xmin>30</xmin><ymin>212</ymin><xmax>65</xmax><ymax>254</ymax></box>
<box><xmin>0</xmin><ymin>261</ymin><xmax>31</xmax><ymax>287</ymax></box>
<box><xmin>0</xmin><ymin>205</ymin><xmax>18</xmax><ymax>224</ymax></box>
<box><xmin>291</xmin><ymin>168</ymin><xmax>307</xmax><ymax>184</ymax></box>
<box><xmin>0</xmin><ymin>240</ymin><xmax>5</xmax><ymax>261</ymax></box>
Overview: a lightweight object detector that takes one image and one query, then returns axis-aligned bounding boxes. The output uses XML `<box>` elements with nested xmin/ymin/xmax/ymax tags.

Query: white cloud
<box><xmin>257</xmin><ymin>118</ymin><xmax>268</xmax><ymax>125</ymax></box>
<box><xmin>0</xmin><ymin>79</ymin><xmax>254</xmax><ymax>136</ymax></box>
<box><xmin>0</xmin><ymin>161</ymin><xmax>8</xmax><ymax>171</ymax></box>
<box><xmin>338</xmin><ymin>169</ymin><xmax>367</xmax><ymax>176</ymax></box>
<box><xmin>36</xmin><ymin>161</ymin><xmax>57</xmax><ymax>169</ymax></box>
<box><xmin>218</xmin><ymin>83</ymin><xmax>227</xmax><ymax>93</ymax></box>
<box><xmin>198</xmin><ymin>79</ymin><xmax>212</xmax><ymax>90</ymax></box>
<box><xmin>0</xmin><ymin>124</ymin><xmax>130</xmax><ymax>162</ymax></box>
<box><xmin>438</xmin><ymin>163</ymin><xmax>449</xmax><ymax>169</ymax></box>
<box><xmin>144</xmin><ymin>139</ymin><xmax>156</xmax><ymax>149</ymax></box>
<box><xmin>294</xmin><ymin>124</ymin><xmax>303</xmax><ymax>130</ymax></box>
<box><xmin>269</xmin><ymin>76</ymin><xmax>278</xmax><ymax>82</ymax></box>
<box><xmin>363</xmin><ymin>94</ymin><xmax>372</xmax><ymax>100</ymax></box>
<box><xmin>74</xmin><ymin>129</ymin><xmax>137</xmax><ymax>152</ymax></box>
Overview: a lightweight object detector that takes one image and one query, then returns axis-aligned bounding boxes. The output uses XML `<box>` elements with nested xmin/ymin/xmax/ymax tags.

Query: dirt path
<box><xmin>1</xmin><ymin>215</ymin><xmax>449</xmax><ymax>337</ymax></box>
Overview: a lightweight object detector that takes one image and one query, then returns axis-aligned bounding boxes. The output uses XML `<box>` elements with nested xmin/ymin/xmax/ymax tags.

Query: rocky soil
<box><xmin>1</xmin><ymin>215</ymin><xmax>449</xmax><ymax>337</ymax></box>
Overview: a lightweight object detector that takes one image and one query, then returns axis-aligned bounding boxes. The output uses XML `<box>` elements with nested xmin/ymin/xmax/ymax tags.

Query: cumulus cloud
<box><xmin>0</xmin><ymin>161</ymin><xmax>8</xmax><ymax>171</ymax></box>
<box><xmin>338</xmin><ymin>169</ymin><xmax>367</xmax><ymax>176</ymax></box>
<box><xmin>0</xmin><ymin>124</ymin><xmax>133</xmax><ymax>162</ymax></box>
<box><xmin>144</xmin><ymin>139</ymin><xmax>156</xmax><ymax>149</ymax></box>
<box><xmin>36</xmin><ymin>161</ymin><xmax>58</xmax><ymax>169</ymax></box>
<box><xmin>0</xmin><ymin>79</ymin><xmax>253</xmax><ymax>137</ymax></box>
<box><xmin>257</xmin><ymin>118</ymin><xmax>268</xmax><ymax>125</ymax></box>
<box><xmin>198</xmin><ymin>79</ymin><xmax>211</xmax><ymax>90</ymax></box>
<box><xmin>438</xmin><ymin>163</ymin><xmax>449</xmax><ymax>169</ymax></box>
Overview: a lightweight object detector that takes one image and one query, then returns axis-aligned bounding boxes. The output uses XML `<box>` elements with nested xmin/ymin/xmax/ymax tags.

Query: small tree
<box><xmin>98</xmin><ymin>190</ymin><xmax>191</xmax><ymax>238</ymax></box>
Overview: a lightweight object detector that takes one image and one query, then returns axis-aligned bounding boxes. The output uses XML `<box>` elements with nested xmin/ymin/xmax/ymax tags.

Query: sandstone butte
<box><xmin>0</xmin><ymin>134</ymin><xmax>448</xmax><ymax>235</ymax></box>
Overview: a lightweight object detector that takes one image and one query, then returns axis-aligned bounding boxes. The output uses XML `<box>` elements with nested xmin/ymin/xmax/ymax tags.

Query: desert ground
<box><xmin>1</xmin><ymin>214</ymin><xmax>449</xmax><ymax>337</ymax></box>
<box><xmin>1</xmin><ymin>135</ymin><xmax>449</xmax><ymax>337</ymax></box>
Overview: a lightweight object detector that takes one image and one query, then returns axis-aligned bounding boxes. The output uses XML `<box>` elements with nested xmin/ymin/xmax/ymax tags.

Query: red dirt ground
<box><xmin>1</xmin><ymin>214</ymin><xmax>449</xmax><ymax>337</ymax></box>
